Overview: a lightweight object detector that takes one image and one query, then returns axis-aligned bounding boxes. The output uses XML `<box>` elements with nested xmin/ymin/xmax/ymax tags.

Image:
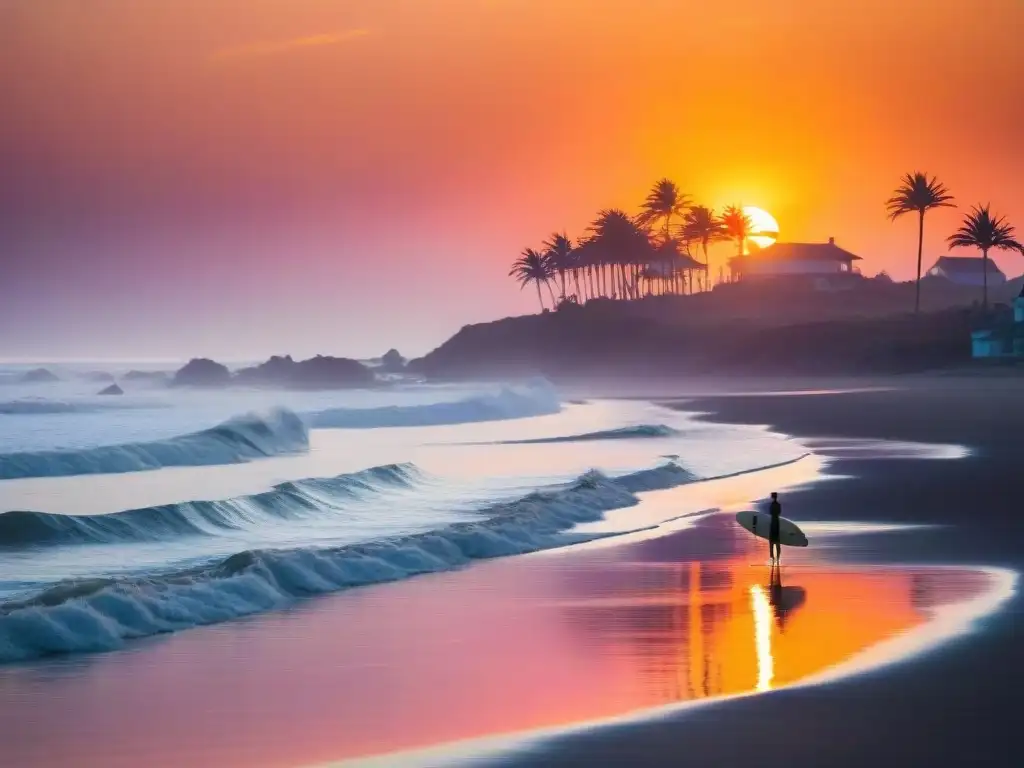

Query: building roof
<box><xmin>932</xmin><ymin>256</ymin><xmax>1005</xmax><ymax>276</ymax></box>
<box><xmin>740</xmin><ymin>239</ymin><xmax>861</xmax><ymax>263</ymax></box>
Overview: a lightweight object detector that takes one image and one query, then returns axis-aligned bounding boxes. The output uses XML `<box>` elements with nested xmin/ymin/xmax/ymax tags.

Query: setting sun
<box><xmin>743</xmin><ymin>206</ymin><xmax>780</xmax><ymax>249</ymax></box>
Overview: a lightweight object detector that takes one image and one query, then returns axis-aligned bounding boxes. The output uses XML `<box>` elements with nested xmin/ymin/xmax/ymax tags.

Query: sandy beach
<box><xmin>477</xmin><ymin>376</ymin><xmax>1024</xmax><ymax>767</ymax></box>
<box><xmin>0</xmin><ymin>377</ymin><xmax>1019</xmax><ymax>767</ymax></box>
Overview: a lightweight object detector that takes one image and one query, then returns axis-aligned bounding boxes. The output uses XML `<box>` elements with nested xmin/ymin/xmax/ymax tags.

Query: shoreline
<box><xmin>477</xmin><ymin>379</ymin><xmax>1024</xmax><ymax>767</ymax></box>
<box><xmin>1</xmin><ymin>397</ymin><xmax>1013</xmax><ymax>767</ymax></box>
<box><xmin>2</xmin><ymin>381</ymin><xmax>1021</xmax><ymax>767</ymax></box>
<box><xmin>341</xmin><ymin>563</ymin><xmax>1016</xmax><ymax>768</ymax></box>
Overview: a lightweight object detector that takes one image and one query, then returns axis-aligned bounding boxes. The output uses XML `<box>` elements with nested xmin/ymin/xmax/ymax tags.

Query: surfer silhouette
<box><xmin>769</xmin><ymin>492</ymin><xmax>782</xmax><ymax>565</ymax></box>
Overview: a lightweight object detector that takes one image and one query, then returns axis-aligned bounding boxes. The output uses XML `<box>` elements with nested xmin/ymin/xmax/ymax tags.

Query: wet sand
<box><xmin>0</xmin><ymin>420</ymin><xmax>1013</xmax><ymax>767</ymax></box>
<box><xmin>480</xmin><ymin>376</ymin><xmax>1024</xmax><ymax>767</ymax></box>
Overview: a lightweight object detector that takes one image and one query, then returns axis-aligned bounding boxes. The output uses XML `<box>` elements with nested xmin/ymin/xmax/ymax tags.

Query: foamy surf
<box><xmin>305</xmin><ymin>379</ymin><xmax>560</xmax><ymax>429</ymax></box>
<box><xmin>0</xmin><ymin>408</ymin><xmax>308</xmax><ymax>480</ymax></box>
<box><xmin>489</xmin><ymin>424</ymin><xmax>679</xmax><ymax>445</ymax></box>
<box><xmin>0</xmin><ymin>463</ymin><xmax>422</xmax><ymax>547</ymax></box>
<box><xmin>0</xmin><ymin>462</ymin><xmax>696</xmax><ymax>662</ymax></box>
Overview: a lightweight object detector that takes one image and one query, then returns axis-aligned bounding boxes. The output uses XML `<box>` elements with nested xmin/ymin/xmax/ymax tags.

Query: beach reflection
<box><xmin>550</xmin><ymin>539</ymin><xmax>944</xmax><ymax>711</ymax></box>
<box><xmin>0</xmin><ymin>517</ymin><xmax>1006</xmax><ymax>768</ymax></box>
<box><xmin>751</xmin><ymin>584</ymin><xmax>774</xmax><ymax>690</ymax></box>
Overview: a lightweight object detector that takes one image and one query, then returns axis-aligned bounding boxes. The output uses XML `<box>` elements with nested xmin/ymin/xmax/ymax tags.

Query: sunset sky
<box><xmin>2</xmin><ymin>0</ymin><xmax>1022</xmax><ymax>360</ymax></box>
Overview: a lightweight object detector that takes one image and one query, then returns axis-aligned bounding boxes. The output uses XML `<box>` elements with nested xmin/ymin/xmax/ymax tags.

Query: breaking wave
<box><xmin>494</xmin><ymin>424</ymin><xmax>679</xmax><ymax>445</ymax></box>
<box><xmin>0</xmin><ymin>461</ymin><xmax>696</xmax><ymax>662</ymax></box>
<box><xmin>0</xmin><ymin>409</ymin><xmax>308</xmax><ymax>480</ymax></box>
<box><xmin>306</xmin><ymin>379</ymin><xmax>560</xmax><ymax>429</ymax></box>
<box><xmin>0</xmin><ymin>463</ymin><xmax>419</xmax><ymax>548</ymax></box>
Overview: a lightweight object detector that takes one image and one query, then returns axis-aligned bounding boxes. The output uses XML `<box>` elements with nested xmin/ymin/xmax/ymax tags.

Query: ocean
<box><xmin>0</xmin><ymin>364</ymin><xmax>807</xmax><ymax>664</ymax></box>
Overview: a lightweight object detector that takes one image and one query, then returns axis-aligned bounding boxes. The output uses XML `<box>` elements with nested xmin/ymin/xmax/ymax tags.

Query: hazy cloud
<box><xmin>213</xmin><ymin>29</ymin><xmax>369</xmax><ymax>61</ymax></box>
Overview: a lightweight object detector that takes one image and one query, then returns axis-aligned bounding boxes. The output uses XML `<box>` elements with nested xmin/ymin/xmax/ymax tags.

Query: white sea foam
<box><xmin>488</xmin><ymin>424</ymin><xmax>679</xmax><ymax>445</ymax></box>
<box><xmin>0</xmin><ymin>409</ymin><xmax>308</xmax><ymax>480</ymax></box>
<box><xmin>0</xmin><ymin>462</ymin><xmax>696</xmax><ymax>662</ymax></box>
<box><xmin>306</xmin><ymin>379</ymin><xmax>560</xmax><ymax>429</ymax></box>
<box><xmin>0</xmin><ymin>463</ymin><xmax>420</xmax><ymax>547</ymax></box>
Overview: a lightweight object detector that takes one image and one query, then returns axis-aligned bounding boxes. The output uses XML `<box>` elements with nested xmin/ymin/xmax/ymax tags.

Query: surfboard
<box><xmin>735</xmin><ymin>510</ymin><xmax>809</xmax><ymax>547</ymax></box>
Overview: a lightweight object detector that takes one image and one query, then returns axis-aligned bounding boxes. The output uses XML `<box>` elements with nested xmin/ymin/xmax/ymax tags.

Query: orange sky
<box><xmin>2</xmin><ymin>0</ymin><xmax>1022</xmax><ymax>357</ymax></box>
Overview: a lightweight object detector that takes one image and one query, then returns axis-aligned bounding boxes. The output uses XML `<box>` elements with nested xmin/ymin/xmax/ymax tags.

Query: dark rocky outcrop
<box><xmin>233</xmin><ymin>355</ymin><xmax>297</xmax><ymax>387</ymax></box>
<box><xmin>19</xmin><ymin>368</ymin><xmax>60</xmax><ymax>384</ymax></box>
<box><xmin>170</xmin><ymin>355</ymin><xmax>374</xmax><ymax>390</ymax></box>
<box><xmin>234</xmin><ymin>355</ymin><xmax>374</xmax><ymax>390</ymax></box>
<box><xmin>172</xmin><ymin>358</ymin><xmax>232</xmax><ymax>388</ymax></box>
<box><xmin>290</xmin><ymin>355</ymin><xmax>375</xmax><ymax>389</ymax></box>
<box><xmin>98</xmin><ymin>383</ymin><xmax>124</xmax><ymax>396</ymax></box>
<box><xmin>380</xmin><ymin>348</ymin><xmax>407</xmax><ymax>373</ymax></box>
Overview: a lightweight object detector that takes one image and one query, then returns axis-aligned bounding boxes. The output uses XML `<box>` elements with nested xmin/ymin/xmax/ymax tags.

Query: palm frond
<box><xmin>636</xmin><ymin>178</ymin><xmax>692</xmax><ymax>231</ymax></box>
<box><xmin>683</xmin><ymin>205</ymin><xmax>727</xmax><ymax>245</ymax></box>
<box><xmin>719</xmin><ymin>205</ymin><xmax>753</xmax><ymax>240</ymax></box>
<box><xmin>947</xmin><ymin>204</ymin><xmax>1024</xmax><ymax>253</ymax></box>
<box><xmin>508</xmin><ymin>247</ymin><xmax>552</xmax><ymax>288</ymax></box>
<box><xmin>886</xmin><ymin>171</ymin><xmax>955</xmax><ymax>220</ymax></box>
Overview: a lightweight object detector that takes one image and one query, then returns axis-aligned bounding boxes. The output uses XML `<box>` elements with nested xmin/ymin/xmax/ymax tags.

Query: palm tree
<box><xmin>587</xmin><ymin>208</ymin><xmax>653</xmax><ymax>299</ymax></box>
<box><xmin>719</xmin><ymin>205</ymin><xmax>753</xmax><ymax>282</ymax></box>
<box><xmin>683</xmin><ymin>205</ymin><xmax>726</xmax><ymax>291</ymax></box>
<box><xmin>543</xmin><ymin>232</ymin><xmax>574</xmax><ymax>302</ymax></box>
<box><xmin>636</xmin><ymin>178</ymin><xmax>691</xmax><ymax>243</ymax></box>
<box><xmin>947</xmin><ymin>205</ymin><xmax>1024</xmax><ymax>310</ymax></box>
<box><xmin>886</xmin><ymin>171</ymin><xmax>955</xmax><ymax>313</ymax></box>
<box><xmin>509</xmin><ymin>248</ymin><xmax>554</xmax><ymax>311</ymax></box>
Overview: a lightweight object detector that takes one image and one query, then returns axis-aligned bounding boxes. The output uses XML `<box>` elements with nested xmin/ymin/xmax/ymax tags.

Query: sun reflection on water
<box><xmin>750</xmin><ymin>584</ymin><xmax>774</xmax><ymax>691</ymax></box>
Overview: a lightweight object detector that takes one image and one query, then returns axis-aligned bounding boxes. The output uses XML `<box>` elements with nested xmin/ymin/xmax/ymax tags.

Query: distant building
<box><xmin>927</xmin><ymin>256</ymin><xmax>1006</xmax><ymax>288</ymax></box>
<box><xmin>971</xmin><ymin>286</ymin><xmax>1024</xmax><ymax>359</ymax></box>
<box><xmin>729</xmin><ymin>238</ymin><xmax>862</xmax><ymax>288</ymax></box>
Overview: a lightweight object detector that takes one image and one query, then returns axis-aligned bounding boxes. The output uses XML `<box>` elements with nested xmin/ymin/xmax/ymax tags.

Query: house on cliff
<box><xmin>729</xmin><ymin>238</ymin><xmax>863</xmax><ymax>290</ymax></box>
<box><xmin>928</xmin><ymin>256</ymin><xmax>1007</xmax><ymax>288</ymax></box>
<box><xmin>971</xmin><ymin>286</ymin><xmax>1024</xmax><ymax>359</ymax></box>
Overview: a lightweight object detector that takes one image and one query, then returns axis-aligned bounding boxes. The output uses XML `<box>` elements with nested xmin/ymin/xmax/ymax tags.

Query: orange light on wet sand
<box><xmin>0</xmin><ymin>532</ymin><xmax>1005</xmax><ymax>768</ymax></box>
<box><xmin>750</xmin><ymin>584</ymin><xmax>775</xmax><ymax>691</ymax></box>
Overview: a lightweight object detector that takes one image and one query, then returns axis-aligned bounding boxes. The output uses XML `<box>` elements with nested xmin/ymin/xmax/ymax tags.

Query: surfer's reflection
<box><xmin>768</xmin><ymin>565</ymin><xmax>806</xmax><ymax>632</ymax></box>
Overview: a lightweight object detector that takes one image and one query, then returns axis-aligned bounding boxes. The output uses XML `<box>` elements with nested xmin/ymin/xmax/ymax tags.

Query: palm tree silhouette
<box><xmin>684</xmin><ymin>206</ymin><xmax>726</xmax><ymax>291</ymax></box>
<box><xmin>637</xmin><ymin>179</ymin><xmax>692</xmax><ymax>243</ymax></box>
<box><xmin>587</xmin><ymin>208</ymin><xmax>653</xmax><ymax>299</ymax></box>
<box><xmin>543</xmin><ymin>232</ymin><xmax>574</xmax><ymax>302</ymax></box>
<box><xmin>886</xmin><ymin>172</ymin><xmax>955</xmax><ymax>313</ymax></box>
<box><xmin>719</xmin><ymin>205</ymin><xmax>753</xmax><ymax>282</ymax></box>
<box><xmin>509</xmin><ymin>248</ymin><xmax>554</xmax><ymax>311</ymax></box>
<box><xmin>947</xmin><ymin>205</ymin><xmax>1024</xmax><ymax>310</ymax></box>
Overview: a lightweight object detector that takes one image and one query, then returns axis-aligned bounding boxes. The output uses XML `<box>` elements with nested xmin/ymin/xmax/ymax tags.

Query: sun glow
<box><xmin>743</xmin><ymin>206</ymin><xmax>780</xmax><ymax>249</ymax></box>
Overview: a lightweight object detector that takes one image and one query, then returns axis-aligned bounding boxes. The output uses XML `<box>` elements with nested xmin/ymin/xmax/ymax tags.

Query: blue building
<box><xmin>971</xmin><ymin>286</ymin><xmax>1024</xmax><ymax>359</ymax></box>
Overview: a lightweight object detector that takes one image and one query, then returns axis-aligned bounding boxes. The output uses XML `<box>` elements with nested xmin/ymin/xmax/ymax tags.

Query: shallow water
<box><xmin>0</xmin><ymin>374</ymin><xmax>806</xmax><ymax>663</ymax></box>
<box><xmin>0</xmin><ymin>369</ymin><xmax>1015</xmax><ymax>767</ymax></box>
<box><xmin>0</xmin><ymin>509</ymin><xmax>1007</xmax><ymax>768</ymax></box>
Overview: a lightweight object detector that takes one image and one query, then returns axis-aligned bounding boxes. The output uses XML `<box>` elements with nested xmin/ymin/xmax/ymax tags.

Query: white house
<box><xmin>730</xmin><ymin>238</ymin><xmax>862</xmax><ymax>281</ymax></box>
<box><xmin>927</xmin><ymin>256</ymin><xmax>1006</xmax><ymax>288</ymax></box>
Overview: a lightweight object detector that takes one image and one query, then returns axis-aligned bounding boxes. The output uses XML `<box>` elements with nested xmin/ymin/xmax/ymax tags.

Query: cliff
<box><xmin>409</xmin><ymin>278</ymin><xmax>1008</xmax><ymax>380</ymax></box>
